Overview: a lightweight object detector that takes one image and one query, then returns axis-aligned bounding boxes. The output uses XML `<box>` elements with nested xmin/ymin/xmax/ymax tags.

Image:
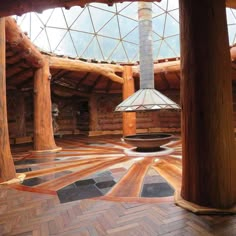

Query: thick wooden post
<box><xmin>0</xmin><ymin>18</ymin><xmax>16</xmax><ymax>180</ymax></box>
<box><xmin>179</xmin><ymin>0</ymin><xmax>236</xmax><ymax>209</ymax></box>
<box><xmin>34</xmin><ymin>60</ymin><xmax>61</xmax><ymax>152</ymax></box>
<box><xmin>122</xmin><ymin>66</ymin><xmax>136</xmax><ymax>136</ymax></box>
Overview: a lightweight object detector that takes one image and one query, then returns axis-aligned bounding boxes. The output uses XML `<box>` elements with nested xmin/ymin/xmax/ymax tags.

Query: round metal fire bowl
<box><xmin>123</xmin><ymin>133</ymin><xmax>173</xmax><ymax>151</ymax></box>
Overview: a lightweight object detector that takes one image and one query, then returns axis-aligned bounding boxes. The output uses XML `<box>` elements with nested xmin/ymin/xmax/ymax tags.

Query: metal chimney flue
<box><xmin>115</xmin><ymin>2</ymin><xmax>180</xmax><ymax>112</ymax></box>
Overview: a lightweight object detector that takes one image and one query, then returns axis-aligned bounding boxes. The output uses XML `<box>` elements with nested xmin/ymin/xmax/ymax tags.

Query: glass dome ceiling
<box><xmin>14</xmin><ymin>1</ymin><xmax>236</xmax><ymax>63</ymax></box>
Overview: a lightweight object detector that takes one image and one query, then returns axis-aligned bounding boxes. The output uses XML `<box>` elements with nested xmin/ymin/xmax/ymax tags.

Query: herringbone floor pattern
<box><xmin>0</xmin><ymin>186</ymin><xmax>235</xmax><ymax>235</ymax></box>
<box><xmin>0</xmin><ymin>135</ymin><xmax>235</xmax><ymax>235</ymax></box>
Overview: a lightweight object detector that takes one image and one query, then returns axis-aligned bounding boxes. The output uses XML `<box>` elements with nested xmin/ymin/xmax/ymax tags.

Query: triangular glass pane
<box><xmin>167</xmin><ymin>0</ymin><xmax>179</xmax><ymax>11</ymax></box>
<box><xmin>158</xmin><ymin>41</ymin><xmax>176</xmax><ymax>59</ymax></box>
<box><xmin>98</xmin><ymin>16</ymin><xmax>120</xmax><ymax>38</ymax></box>
<box><xmin>14</xmin><ymin>14</ymin><xmax>28</xmax><ymax>26</ymax></box>
<box><xmin>153</xmin><ymin>40</ymin><xmax>162</xmax><ymax>59</ymax></box>
<box><xmin>46</xmin><ymin>28</ymin><xmax>67</xmax><ymax>51</ymax></box>
<box><xmin>89</xmin><ymin>6</ymin><xmax>115</xmax><ymax>32</ymax></box>
<box><xmin>164</xmin><ymin>14</ymin><xmax>179</xmax><ymax>37</ymax></box>
<box><xmin>97</xmin><ymin>36</ymin><xmax>119</xmax><ymax>60</ymax></box>
<box><xmin>16</xmin><ymin>14</ymin><xmax>30</xmax><ymax>35</ymax></box>
<box><xmin>109</xmin><ymin>42</ymin><xmax>128</xmax><ymax>62</ymax></box>
<box><xmin>33</xmin><ymin>29</ymin><xmax>51</xmax><ymax>52</ymax></box>
<box><xmin>153</xmin><ymin>14</ymin><xmax>166</xmax><ymax>37</ymax></box>
<box><xmin>123</xmin><ymin>41</ymin><xmax>139</xmax><ymax>62</ymax></box>
<box><xmin>228</xmin><ymin>25</ymin><xmax>236</xmax><ymax>45</ymax></box>
<box><xmin>30</xmin><ymin>13</ymin><xmax>45</xmax><ymax>41</ymax></box>
<box><xmin>157</xmin><ymin>0</ymin><xmax>168</xmax><ymax>11</ymax></box>
<box><xmin>62</xmin><ymin>6</ymin><xmax>84</xmax><ymax>27</ymax></box>
<box><xmin>168</xmin><ymin>9</ymin><xmax>179</xmax><ymax>22</ymax></box>
<box><xmin>152</xmin><ymin>3</ymin><xmax>165</xmax><ymax>17</ymax></box>
<box><xmin>46</xmin><ymin>8</ymin><xmax>67</xmax><ymax>28</ymax></box>
<box><xmin>118</xmin><ymin>15</ymin><xmax>138</xmax><ymax>38</ymax></box>
<box><xmin>165</xmin><ymin>36</ymin><xmax>180</xmax><ymax>57</ymax></box>
<box><xmin>54</xmin><ymin>32</ymin><xmax>77</xmax><ymax>57</ymax></box>
<box><xmin>117</xmin><ymin>2</ymin><xmax>133</xmax><ymax>12</ymax></box>
<box><xmin>118</xmin><ymin>2</ymin><xmax>138</xmax><ymax>20</ymax></box>
<box><xmin>90</xmin><ymin>3</ymin><xmax>116</xmax><ymax>12</ymax></box>
<box><xmin>37</xmin><ymin>9</ymin><xmax>54</xmax><ymax>24</ymax></box>
<box><xmin>153</xmin><ymin>32</ymin><xmax>162</xmax><ymax>41</ymax></box>
<box><xmin>82</xmin><ymin>37</ymin><xmax>104</xmax><ymax>61</ymax></box>
<box><xmin>132</xmin><ymin>52</ymin><xmax>139</xmax><ymax>62</ymax></box>
<box><xmin>70</xmin><ymin>8</ymin><xmax>94</xmax><ymax>33</ymax></box>
<box><xmin>123</xmin><ymin>27</ymin><xmax>139</xmax><ymax>44</ymax></box>
<box><xmin>70</xmin><ymin>31</ymin><xmax>94</xmax><ymax>56</ymax></box>
<box><xmin>226</xmin><ymin>8</ymin><xmax>236</xmax><ymax>25</ymax></box>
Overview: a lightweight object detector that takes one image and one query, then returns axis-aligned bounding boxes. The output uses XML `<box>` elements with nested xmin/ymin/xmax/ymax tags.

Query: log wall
<box><xmin>6</xmin><ymin>84</ymin><xmax>236</xmax><ymax>138</ymax></box>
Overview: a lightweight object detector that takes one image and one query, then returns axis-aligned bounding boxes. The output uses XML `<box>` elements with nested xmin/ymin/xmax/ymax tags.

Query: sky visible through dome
<box><xmin>14</xmin><ymin>1</ymin><xmax>236</xmax><ymax>63</ymax></box>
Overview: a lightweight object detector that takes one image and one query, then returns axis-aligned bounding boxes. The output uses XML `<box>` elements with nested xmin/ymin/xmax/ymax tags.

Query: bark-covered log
<box><xmin>179</xmin><ymin>0</ymin><xmax>236</xmax><ymax>209</ymax></box>
<box><xmin>5</xmin><ymin>17</ymin><xmax>44</xmax><ymax>68</ymax></box>
<box><xmin>47</xmin><ymin>56</ymin><xmax>124</xmax><ymax>84</ymax></box>
<box><xmin>122</xmin><ymin>66</ymin><xmax>136</xmax><ymax>136</ymax></box>
<box><xmin>0</xmin><ymin>1</ymin><xmax>161</xmax><ymax>17</ymax></box>
<box><xmin>132</xmin><ymin>60</ymin><xmax>180</xmax><ymax>77</ymax></box>
<box><xmin>0</xmin><ymin>18</ymin><xmax>16</xmax><ymax>181</ymax></box>
<box><xmin>34</xmin><ymin>59</ymin><xmax>60</xmax><ymax>151</ymax></box>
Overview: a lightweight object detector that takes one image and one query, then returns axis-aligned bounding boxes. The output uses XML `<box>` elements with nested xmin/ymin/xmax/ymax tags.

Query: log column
<box><xmin>34</xmin><ymin>60</ymin><xmax>61</xmax><ymax>152</ymax></box>
<box><xmin>0</xmin><ymin>18</ymin><xmax>16</xmax><ymax>180</ymax></box>
<box><xmin>122</xmin><ymin>66</ymin><xmax>136</xmax><ymax>136</ymax></box>
<box><xmin>179</xmin><ymin>0</ymin><xmax>236</xmax><ymax>209</ymax></box>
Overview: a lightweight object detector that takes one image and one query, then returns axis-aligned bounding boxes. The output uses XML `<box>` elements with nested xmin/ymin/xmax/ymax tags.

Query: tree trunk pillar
<box><xmin>0</xmin><ymin>17</ymin><xmax>16</xmax><ymax>181</ymax></box>
<box><xmin>179</xmin><ymin>0</ymin><xmax>236</xmax><ymax>209</ymax></box>
<box><xmin>122</xmin><ymin>66</ymin><xmax>136</xmax><ymax>136</ymax></box>
<box><xmin>34</xmin><ymin>60</ymin><xmax>61</xmax><ymax>152</ymax></box>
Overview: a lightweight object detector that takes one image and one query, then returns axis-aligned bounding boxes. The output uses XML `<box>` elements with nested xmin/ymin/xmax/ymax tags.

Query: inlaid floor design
<box><xmin>0</xmin><ymin>135</ymin><xmax>235</xmax><ymax>236</ymax></box>
<box><xmin>12</xmin><ymin>135</ymin><xmax>181</xmax><ymax>203</ymax></box>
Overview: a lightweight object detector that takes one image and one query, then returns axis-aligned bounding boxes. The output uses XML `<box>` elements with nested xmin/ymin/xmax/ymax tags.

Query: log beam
<box><xmin>5</xmin><ymin>17</ymin><xmax>44</xmax><ymax>68</ymax></box>
<box><xmin>0</xmin><ymin>1</ymin><xmax>160</xmax><ymax>17</ymax></box>
<box><xmin>47</xmin><ymin>56</ymin><xmax>124</xmax><ymax>84</ymax></box>
<box><xmin>226</xmin><ymin>0</ymin><xmax>236</xmax><ymax>8</ymax></box>
<box><xmin>34</xmin><ymin>59</ymin><xmax>60</xmax><ymax>152</ymax></box>
<box><xmin>122</xmin><ymin>66</ymin><xmax>136</xmax><ymax>136</ymax></box>
<box><xmin>132</xmin><ymin>60</ymin><xmax>180</xmax><ymax>77</ymax></box>
<box><xmin>0</xmin><ymin>18</ymin><xmax>16</xmax><ymax>181</ymax></box>
<box><xmin>0</xmin><ymin>0</ymin><xmax>234</xmax><ymax>17</ymax></box>
<box><xmin>179</xmin><ymin>0</ymin><xmax>236</xmax><ymax>210</ymax></box>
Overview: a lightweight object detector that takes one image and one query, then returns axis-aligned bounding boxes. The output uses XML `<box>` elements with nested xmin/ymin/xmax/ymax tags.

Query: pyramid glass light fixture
<box><xmin>115</xmin><ymin>2</ymin><xmax>180</xmax><ymax>112</ymax></box>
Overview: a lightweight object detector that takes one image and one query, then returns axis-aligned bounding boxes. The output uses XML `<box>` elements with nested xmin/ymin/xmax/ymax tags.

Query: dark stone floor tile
<box><xmin>75</xmin><ymin>179</ymin><xmax>96</xmax><ymax>186</ymax></box>
<box><xmin>16</xmin><ymin>168</ymin><xmax>32</xmax><ymax>173</ymax></box>
<box><xmin>96</xmin><ymin>180</ymin><xmax>116</xmax><ymax>189</ymax></box>
<box><xmin>60</xmin><ymin>184</ymin><xmax>76</xmax><ymax>191</ymax></box>
<box><xmin>94</xmin><ymin>175</ymin><xmax>114</xmax><ymax>183</ymax></box>
<box><xmin>141</xmin><ymin>183</ymin><xmax>174</xmax><ymax>198</ymax></box>
<box><xmin>22</xmin><ymin>177</ymin><xmax>45</xmax><ymax>187</ymax></box>
<box><xmin>57</xmin><ymin>184</ymin><xmax>103</xmax><ymax>203</ymax></box>
<box><xmin>14</xmin><ymin>159</ymin><xmax>37</xmax><ymax>165</ymax></box>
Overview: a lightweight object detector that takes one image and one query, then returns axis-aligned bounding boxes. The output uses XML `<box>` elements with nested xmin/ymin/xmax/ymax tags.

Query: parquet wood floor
<box><xmin>0</xmin><ymin>135</ymin><xmax>235</xmax><ymax>235</ymax></box>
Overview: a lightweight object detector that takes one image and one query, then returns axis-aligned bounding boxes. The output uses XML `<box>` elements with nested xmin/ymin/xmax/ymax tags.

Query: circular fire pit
<box><xmin>123</xmin><ymin>133</ymin><xmax>173</xmax><ymax>152</ymax></box>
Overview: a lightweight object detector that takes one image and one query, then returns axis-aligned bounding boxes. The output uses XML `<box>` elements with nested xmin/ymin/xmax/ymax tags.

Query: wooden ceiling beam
<box><xmin>7</xmin><ymin>68</ymin><xmax>34</xmax><ymax>86</ymax></box>
<box><xmin>88</xmin><ymin>75</ymin><xmax>103</xmax><ymax>92</ymax></box>
<box><xmin>5</xmin><ymin>17</ymin><xmax>44</xmax><ymax>68</ymax></box>
<box><xmin>132</xmin><ymin>60</ymin><xmax>181</xmax><ymax>77</ymax></box>
<box><xmin>46</xmin><ymin>56</ymin><xmax>124</xmax><ymax>84</ymax></box>
<box><xmin>226</xmin><ymin>0</ymin><xmax>236</xmax><ymax>9</ymax></box>
<box><xmin>52</xmin><ymin>83</ymin><xmax>90</xmax><ymax>97</ymax></box>
<box><xmin>0</xmin><ymin>1</ymin><xmax>160</xmax><ymax>17</ymax></box>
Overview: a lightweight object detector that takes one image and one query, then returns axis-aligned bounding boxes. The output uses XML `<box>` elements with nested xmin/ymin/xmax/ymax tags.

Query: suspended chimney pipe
<box><xmin>115</xmin><ymin>2</ymin><xmax>180</xmax><ymax>112</ymax></box>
